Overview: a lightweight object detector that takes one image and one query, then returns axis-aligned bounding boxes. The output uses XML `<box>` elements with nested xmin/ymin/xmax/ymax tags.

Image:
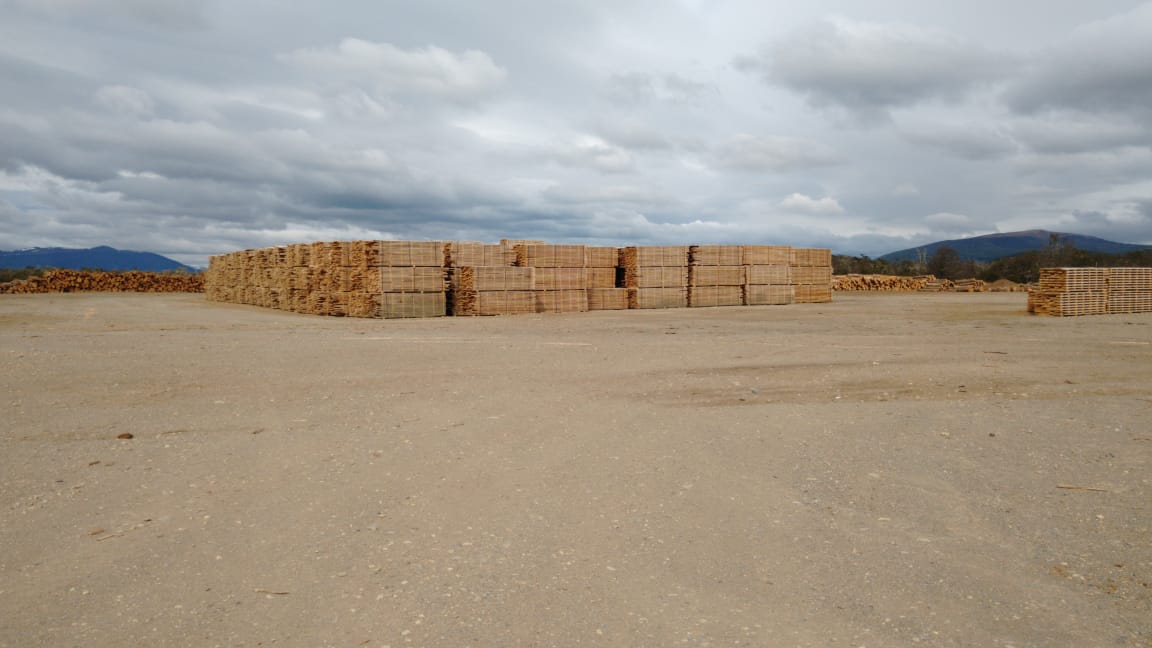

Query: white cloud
<box><xmin>280</xmin><ymin>38</ymin><xmax>507</xmax><ymax>100</ymax></box>
<box><xmin>780</xmin><ymin>193</ymin><xmax>844</xmax><ymax>215</ymax></box>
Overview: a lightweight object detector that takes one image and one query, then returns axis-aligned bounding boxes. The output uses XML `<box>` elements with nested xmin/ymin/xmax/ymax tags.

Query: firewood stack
<box><xmin>688</xmin><ymin>245</ymin><xmax>745</xmax><ymax>308</ymax></box>
<box><xmin>515</xmin><ymin>244</ymin><xmax>589</xmax><ymax>313</ymax></box>
<box><xmin>1029</xmin><ymin>267</ymin><xmax>1152</xmax><ymax>316</ymax></box>
<box><xmin>621</xmin><ymin>246</ymin><xmax>690</xmax><ymax>309</ymax></box>
<box><xmin>742</xmin><ymin>245</ymin><xmax>793</xmax><ymax>305</ymax></box>
<box><xmin>0</xmin><ymin>269</ymin><xmax>204</xmax><ymax>294</ymax></box>
<box><xmin>790</xmin><ymin>248</ymin><xmax>834</xmax><ymax>303</ymax></box>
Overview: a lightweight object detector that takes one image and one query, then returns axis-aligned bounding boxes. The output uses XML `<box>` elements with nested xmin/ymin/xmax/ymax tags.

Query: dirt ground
<box><xmin>1</xmin><ymin>292</ymin><xmax>1149</xmax><ymax>647</ymax></box>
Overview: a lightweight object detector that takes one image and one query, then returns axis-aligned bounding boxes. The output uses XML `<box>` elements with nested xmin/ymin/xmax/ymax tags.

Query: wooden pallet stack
<box><xmin>790</xmin><ymin>248</ymin><xmax>833</xmax><ymax>303</ymax></box>
<box><xmin>621</xmin><ymin>246</ymin><xmax>690</xmax><ymax>309</ymax></box>
<box><xmin>450</xmin><ymin>266</ymin><xmax>536</xmax><ymax>316</ymax></box>
<box><xmin>687</xmin><ymin>245</ymin><xmax>745</xmax><ymax>308</ymax></box>
<box><xmin>742</xmin><ymin>245</ymin><xmax>793</xmax><ymax>305</ymax></box>
<box><xmin>515</xmin><ymin>244</ymin><xmax>590</xmax><ymax>314</ymax></box>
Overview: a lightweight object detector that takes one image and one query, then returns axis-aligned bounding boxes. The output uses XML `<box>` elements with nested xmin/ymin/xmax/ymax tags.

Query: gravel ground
<box><xmin>1</xmin><ymin>292</ymin><xmax>1149</xmax><ymax>647</ymax></box>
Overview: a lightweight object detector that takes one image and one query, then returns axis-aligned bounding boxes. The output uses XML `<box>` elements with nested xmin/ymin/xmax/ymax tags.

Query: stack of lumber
<box><xmin>584</xmin><ymin>247</ymin><xmax>627</xmax><ymax>310</ymax></box>
<box><xmin>743</xmin><ymin>245</ymin><xmax>793</xmax><ymax>305</ymax></box>
<box><xmin>450</xmin><ymin>266</ymin><xmax>536</xmax><ymax>316</ymax></box>
<box><xmin>206</xmin><ymin>240</ymin><xmax>447</xmax><ymax>318</ymax></box>
<box><xmin>376</xmin><ymin>241</ymin><xmax>447</xmax><ymax>319</ymax></box>
<box><xmin>1029</xmin><ymin>267</ymin><xmax>1152</xmax><ymax>316</ymax></box>
<box><xmin>621</xmin><ymin>246</ymin><xmax>690</xmax><ymax>309</ymax></box>
<box><xmin>514</xmin><ymin>244</ymin><xmax>590</xmax><ymax>313</ymax></box>
<box><xmin>790</xmin><ymin>248</ymin><xmax>833</xmax><ymax>303</ymax></box>
<box><xmin>205</xmin><ymin>239</ymin><xmax>836</xmax><ymax>318</ymax></box>
<box><xmin>444</xmin><ymin>240</ymin><xmax>516</xmax><ymax>315</ymax></box>
<box><xmin>952</xmin><ymin>278</ymin><xmax>986</xmax><ymax>292</ymax></box>
<box><xmin>1105</xmin><ymin>268</ymin><xmax>1152</xmax><ymax>314</ymax></box>
<box><xmin>688</xmin><ymin>245</ymin><xmax>745</xmax><ymax>308</ymax></box>
<box><xmin>0</xmin><ymin>269</ymin><xmax>203</xmax><ymax>294</ymax></box>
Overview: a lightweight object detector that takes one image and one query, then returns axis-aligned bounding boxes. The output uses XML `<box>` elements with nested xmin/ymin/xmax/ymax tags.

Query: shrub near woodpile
<box><xmin>0</xmin><ymin>269</ymin><xmax>204</xmax><ymax>294</ymax></box>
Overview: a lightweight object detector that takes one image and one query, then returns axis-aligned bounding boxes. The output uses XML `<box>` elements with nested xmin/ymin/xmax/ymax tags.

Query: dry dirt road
<box><xmin>1</xmin><ymin>292</ymin><xmax>1149</xmax><ymax>647</ymax></box>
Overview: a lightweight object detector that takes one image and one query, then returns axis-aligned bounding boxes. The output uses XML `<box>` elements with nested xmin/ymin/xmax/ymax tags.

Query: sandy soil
<box><xmin>1</xmin><ymin>292</ymin><xmax>1149</xmax><ymax>647</ymax></box>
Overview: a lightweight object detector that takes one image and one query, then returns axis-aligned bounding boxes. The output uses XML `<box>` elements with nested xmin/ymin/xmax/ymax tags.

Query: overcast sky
<box><xmin>2</xmin><ymin>0</ymin><xmax>1151</xmax><ymax>266</ymax></box>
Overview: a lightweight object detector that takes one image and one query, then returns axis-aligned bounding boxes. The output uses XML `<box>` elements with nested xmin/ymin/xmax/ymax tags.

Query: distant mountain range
<box><xmin>0</xmin><ymin>246</ymin><xmax>198</xmax><ymax>273</ymax></box>
<box><xmin>880</xmin><ymin>230</ymin><xmax>1151</xmax><ymax>262</ymax></box>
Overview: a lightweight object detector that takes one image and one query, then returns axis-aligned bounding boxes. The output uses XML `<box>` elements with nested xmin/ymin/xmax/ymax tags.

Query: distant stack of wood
<box><xmin>205</xmin><ymin>240</ymin><xmax>833</xmax><ymax>318</ymax></box>
<box><xmin>517</xmin><ymin>244</ymin><xmax>591</xmax><ymax>314</ymax></box>
<box><xmin>951</xmin><ymin>278</ymin><xmax>986</xmax><ymax>292</ymax></box>
<box><xmin>791</xmin><ymin>248</ymin><xmax>833</xmax><ymax>303</ymax></box>
<box><xmin>833</xmin><ymin>274</ymin><xmax>938</xmax><ymax>291</ymax></box>
<box><xmin>743</xmin><ymin>245</ymin><xmax>794</xmax><ymax>305</ymax></box>
<box><xmin>0</xmin><ymin>269</ymin><xmax>203</xmax><ymax>294</ymax></box>
<box><xmin>621</xmin><ymin>246</ymin><xmax>690</xmax><ymax>309</ymax></box>
<box><xmin>688</xmin><ymin>245</ymin><xmax>745</xmax><ymax>308</ymax></box>
<box><xmin>1029</xmin><ymin>267</ymin><xmax>1152</xmax><ymax>316</ymax></box>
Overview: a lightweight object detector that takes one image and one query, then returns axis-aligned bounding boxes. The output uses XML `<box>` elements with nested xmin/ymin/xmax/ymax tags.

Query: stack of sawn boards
<box><xmin>204</xmin><ymin>241</ymin><xmax>833</xmax><ymax>318</ymax></box>
<box><xmin>1028</xmin><ymin>267</ymin><xmax>1152</xmax><ymax>316</ymax></box>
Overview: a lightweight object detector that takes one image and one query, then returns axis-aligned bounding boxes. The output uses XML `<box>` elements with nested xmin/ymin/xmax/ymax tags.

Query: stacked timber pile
<box><xmin>1029</xmin><ymin>267</ymin><xmax>1152</xmax><ymax>316</ymax></box>
<box><xmin>0</xmin><ymin>269</ymin><xmax>203</xmax><ymax>294</ymax></box>
<box><xmin>205</xmin><ymin>239</ymin><xmax>836</xmax><ymax>318</ymax></box>
<box><xmin>1107</xmin><ymin>268</ymin><xmax>1152</xmax><ymax>313</ymax></box>
<box><xmin>743</xmin><ymin>245</ymin><xmax>793</xmax><ymax>305</ymax></box>
<box><xmin>451</xmin><ymin>266</ymin><xmax>536</xmax><ymax>316</ymax></box>
<box><xmin>515</xmin><ymin>244</ymin><xmax>589</xmax><ymax>314</ymax></box>
<box><xmin>688</xmin><ymin>245</ymin><xmax>744</xmax><ymax>307</ymax></box>
<box><xmin>1029</xmin><ymin>268</ymin><xmax>1108</xmax><ymax>316</ymax></box>
<box><xmin>377</xmin><ymin>241</ymin><xmax>447</xmax><ymax>318</ymax></box>
<box><xmin>833</xmin><ymin>274</ymin><xmax>941</xmax><ymax>292</ymax></box>
<box><xmin>952</xmin><ymin>278</ymin><xmax>986</xmax><ymax>292</ymax></box>
<box><xmin>790</xmin><ymin>248</ymin><xmax>833</xmax><ymax>303</ymax></box>
<box><xmin>621</xmin><ymin>246</ymin><xmax>690</xmax><ymax>309</ymax></box>
<box><xmin>585</xmin><ymin>247</ymin><xmax>628</xmax><ymax>310</ymax></box>
<box><xmin>918</xmin><ymin>277</ymin><xmax>956</xmax><ymax>292</ymax></box>
<box><xmin>444</xmin><ymin>240</ymin><xmax>516</xmax><ymax>314</ymax></box>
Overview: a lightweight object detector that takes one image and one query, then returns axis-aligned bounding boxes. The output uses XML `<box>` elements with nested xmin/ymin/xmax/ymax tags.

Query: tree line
<box><xmin>833</xmin><ymin>235</ymin><xmax>1152</xmax><ymax>284</ymax></box>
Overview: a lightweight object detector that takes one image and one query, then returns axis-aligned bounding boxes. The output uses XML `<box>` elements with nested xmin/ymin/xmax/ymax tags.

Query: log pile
<box><xmin>1029</xmin><ymin>267</ymin><xmax>1152</xmax><ymax>316</ymax></box>
<box><xmin>0</xmin><ymin>269</ymin><xmax>203</xmax><ymax>294</ymax></box>
<box><xmin>205</xmin><ymin>240</ymin><xmax>834</xmax><ymax>318</ymax></box>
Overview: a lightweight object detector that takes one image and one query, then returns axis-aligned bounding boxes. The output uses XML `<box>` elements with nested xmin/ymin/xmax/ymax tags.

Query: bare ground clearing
<box><xmin>1</xmin><ymin>292</ymin><xmax>1149</xmax><ymax>647</ymax></box>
